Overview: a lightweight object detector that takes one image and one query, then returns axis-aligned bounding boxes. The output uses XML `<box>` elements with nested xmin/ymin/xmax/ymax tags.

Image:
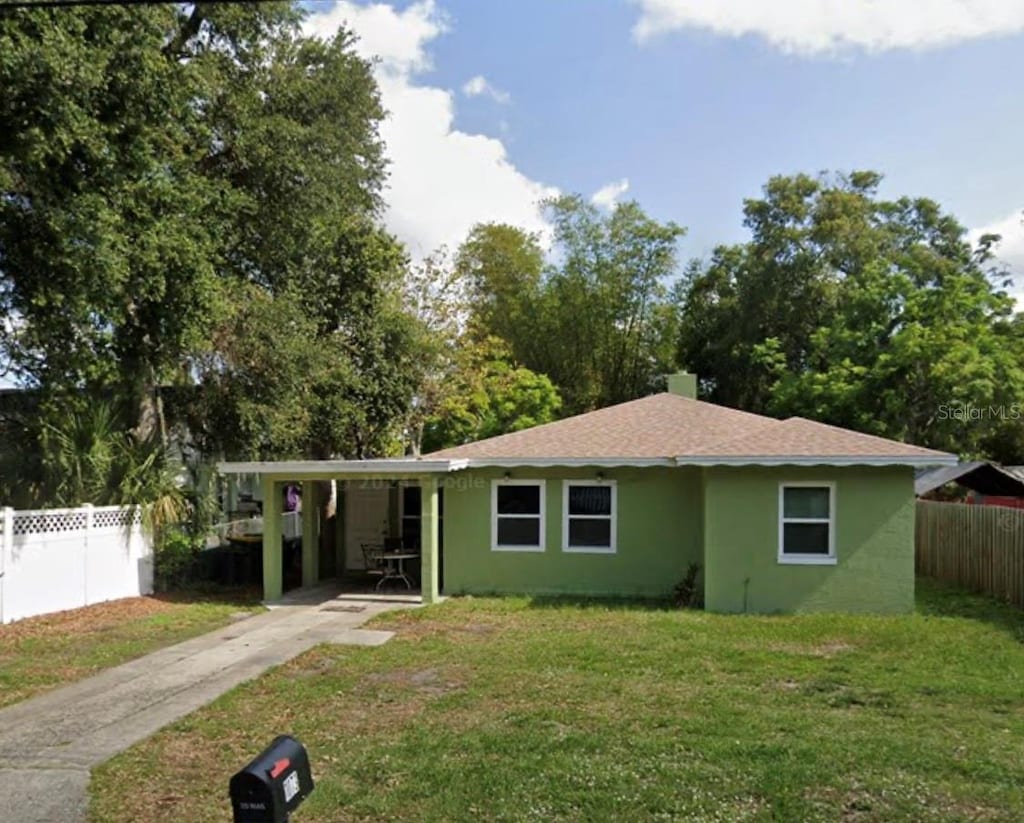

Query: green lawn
<box><xmin>90</xmin><ymin>581</ymin><xmax>1024</xmax><ymax>822</ymax></box>
<box><xmin>0</xmin><ymin>589</ymin><xmax>263</xmax><ymax>710</ymax></box>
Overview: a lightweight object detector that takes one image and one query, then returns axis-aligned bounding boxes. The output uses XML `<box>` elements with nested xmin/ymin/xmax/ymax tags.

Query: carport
<box><xmin>217</xmin><ymin>459</ymin><xmax>466</xmax><ymax>604</ymax></box>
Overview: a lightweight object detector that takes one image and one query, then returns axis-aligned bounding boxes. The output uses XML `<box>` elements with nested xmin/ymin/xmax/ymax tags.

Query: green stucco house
<box><xmin>219</xmin><ymin>373</ymin><xmax>956</xmax><ymax>614</ymax></box>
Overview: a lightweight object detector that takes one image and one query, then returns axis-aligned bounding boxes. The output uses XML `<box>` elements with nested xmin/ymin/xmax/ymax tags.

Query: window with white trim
<box><xmin>492</xmin><ymin>480</ymin><xmax>545</xmax><ymax>551</ymax></box>
<box><xmin>562</xmin><ymin>480</ymin><xmax>616</xmax><ymax>553</ymax></box>
<box><xmin>778</xmin><ymin>483</ymin><xmax>835</xmax><ymax>564</ymax></box>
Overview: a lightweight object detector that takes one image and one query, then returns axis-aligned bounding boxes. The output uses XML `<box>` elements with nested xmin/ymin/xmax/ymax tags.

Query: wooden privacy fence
<box><xmin>916</xmin><ymin>500</ymin><xmax>1024</xmax><ymax>608</ymax></box>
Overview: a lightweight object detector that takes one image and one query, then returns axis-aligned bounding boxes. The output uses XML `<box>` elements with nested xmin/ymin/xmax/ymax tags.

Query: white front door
<box><xmin>345</xmin><ymin>484</ymin><xmax>390</xmax><ymax>570</ymax></box>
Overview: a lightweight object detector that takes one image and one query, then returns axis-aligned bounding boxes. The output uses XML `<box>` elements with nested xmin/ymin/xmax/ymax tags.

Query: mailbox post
<box><xmin>229</xmin><ymin>735</ymin><xmax>315</xmax><ymax>822</ymax></box>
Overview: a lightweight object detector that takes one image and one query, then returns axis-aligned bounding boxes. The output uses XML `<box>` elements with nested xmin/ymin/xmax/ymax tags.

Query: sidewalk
<box><xmin>0</xmin><ymin>589</ymin><xmax>406</xmax><ymax>822</ymax></box>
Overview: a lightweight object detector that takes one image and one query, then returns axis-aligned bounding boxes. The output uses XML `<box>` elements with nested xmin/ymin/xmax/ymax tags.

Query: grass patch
<box><xmin>90</xmin><ymin>579</ymin><xmax>1024</xmax><ymax>821</ymax></box>
<box><xmin>0</xmin><ymin>588</ymin><xmax>262</xmax><ymax>709</ymax></box>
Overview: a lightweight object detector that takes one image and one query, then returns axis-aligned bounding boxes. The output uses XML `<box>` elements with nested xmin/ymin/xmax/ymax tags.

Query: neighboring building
<box><xmin>219</xmin><ymin>373</ymin><xmax>956</xmax><ymax>614</ymax></box>
<box><xmin>916</xmin><ymin>462</ymin><xmax>1024</xmax><ymax>509</ymax></box>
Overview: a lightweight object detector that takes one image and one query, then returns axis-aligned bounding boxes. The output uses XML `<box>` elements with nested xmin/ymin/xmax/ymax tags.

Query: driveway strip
<box><xmin>0</xmin><ymin>593</ymin><xmax>406</xmax><ymax>822</ymax></box>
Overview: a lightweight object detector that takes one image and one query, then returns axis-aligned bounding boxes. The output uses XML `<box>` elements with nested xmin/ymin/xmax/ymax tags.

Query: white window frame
<box><xmin>491</xmin><ymin>479</ymin><xmax>546</xmax><ymax>552</ymax></box>
<box><xmin>778</xmin><ymin>481</ymin><xmax>836</xmax><ymax>565</ymax></box>
<box><xmin>562</xmin><ymin>479</ymin><xmax>617</xmax><ymax>554</ymax></box>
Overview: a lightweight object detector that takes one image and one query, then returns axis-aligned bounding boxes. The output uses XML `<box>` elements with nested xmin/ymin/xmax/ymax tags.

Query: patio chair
<box><xmin>361</xmin><ymin>543</ymin><xmax>386</xmax><ymax>580</ymax></box>
<box><xmin>383</xmin><ymin>537</ymin><xmax>404</xmax><ymax>553</ymax></box>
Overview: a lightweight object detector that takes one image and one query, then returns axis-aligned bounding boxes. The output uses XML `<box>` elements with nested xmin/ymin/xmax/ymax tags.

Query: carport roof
<box><xmin>217</xmin><ymin>458</ymin><xmax>467</xmax><ymax>476</ymax></box>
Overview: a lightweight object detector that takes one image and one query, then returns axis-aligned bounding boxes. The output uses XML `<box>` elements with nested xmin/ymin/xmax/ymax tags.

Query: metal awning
<box><xmin>217</xmin><ymin>458</ymin><xmax>468</xmax><ymax>476</ymax></box>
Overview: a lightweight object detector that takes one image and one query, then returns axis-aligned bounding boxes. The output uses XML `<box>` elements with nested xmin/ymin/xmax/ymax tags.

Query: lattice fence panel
<box><xmin>12</xmin><ymin>510</ymin><xmax>88</xmax><ymax>536</ymax></box>
<box><xmin>93</xmin><ymin>508</ymin><xmax>143</xmax><ymax>529</ymax></box>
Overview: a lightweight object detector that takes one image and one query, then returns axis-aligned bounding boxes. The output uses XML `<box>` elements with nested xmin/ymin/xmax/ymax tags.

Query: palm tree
<box><xmin>38</xmin><ymin>401</ymin><xmax>188</xmax><ymax>534</ymax></box>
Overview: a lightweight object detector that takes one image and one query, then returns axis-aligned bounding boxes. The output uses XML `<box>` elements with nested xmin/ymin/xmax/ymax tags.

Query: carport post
<box><xmin>301</xmin><ymin>481</ymin><xmax>319</xmax><ymax>587</ymax></box>
<box><xmin>261</xmin><ymin>477</ymin><xmax>283</xmax><ymax>601</ymax></box>
<box><xmin>420</xmin><ymin>476</ymin><xmax>440</xmax><ymax>604</ymax></box>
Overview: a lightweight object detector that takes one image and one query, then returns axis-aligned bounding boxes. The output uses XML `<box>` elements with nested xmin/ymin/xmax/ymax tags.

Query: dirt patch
<box><xmin>811</xmin><ymin>782</ymin><xmax>1005</xmax><ymax>822</ymax></box>
<box><xmin>372</xmin><ymin>615</ymin><xmax>503</xmax><ymax>643</ymax></box>
<box><xmin>365</xmin><ymin>666</ymin><xmax>465</xmax><ymax>697</ymax></box>
<box><xmin>761</xmin><ymin>641</ymin><xmax>855</xmax><ymax>658</ymax></box>
<box><xmin>814</xmin><ymin>642</ymin><xmax>854</xmax><ymax>656</ymax></box>
<box><xmin>0</xmin><ymin>597</ymin><xmax>180</xmax><ymax>642</ymax></box>
<box><xmin>458</xmin><ymin>622</ymin><xmax>495</xmax><ymax>636</ymax></box>
<box><xmin>291</xmin><ymin>657</ymin><xmax>341</xmax><ymax>679</ymax></box>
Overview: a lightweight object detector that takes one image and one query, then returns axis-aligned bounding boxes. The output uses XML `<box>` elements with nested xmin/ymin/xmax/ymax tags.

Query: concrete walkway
<box><xmin>0</xmin><ymin>588</ymin><xmax>408</xmax><ymax>822</ymax></box>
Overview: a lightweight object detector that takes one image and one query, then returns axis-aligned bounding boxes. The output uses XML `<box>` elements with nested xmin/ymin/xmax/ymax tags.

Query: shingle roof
<box><xmin>428</xmin><ymin>394</ymin><xmax>776</xmax><ymax>460</ymax></box>
<box><xmin>682</xmin><ymin>417</ymin><xmax>953</xmax><ymax>461</ymax></box>
<box><xmin>426</xmin><ymin>393</ymin><xmax>955</xmax><ymax>466</ymax></box>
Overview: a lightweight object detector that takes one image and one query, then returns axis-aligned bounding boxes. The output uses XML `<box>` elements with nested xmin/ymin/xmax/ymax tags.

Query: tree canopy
<box><xmin>0</xmin><ymin>4</ymin><xmax>418</xmax><ymax>463</ymax></box>
<box><xmin>677</xmin><ymin>172</ymin><xmax>1024</xmax><ymax>461</ymax></box>
<box><xmin>460</xmin><ymin>197</ymin><xmax>685</xmax><ymax>416</ymax></box>
<box><xmin>2</xmin><ymin>5</ymin><xmax>1022</xmax><ymax>492</ymax></box>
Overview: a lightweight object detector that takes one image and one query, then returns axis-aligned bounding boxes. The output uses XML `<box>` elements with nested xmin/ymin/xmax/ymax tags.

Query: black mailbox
<box><xmin>229</xmin><ymin>735</ymin><xmax>315</xmax><ymax>822</ymax></box>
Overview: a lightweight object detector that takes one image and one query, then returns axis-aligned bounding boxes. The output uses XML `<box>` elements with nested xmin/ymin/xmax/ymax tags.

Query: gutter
<box><xmin>672</xmin><ymin>454</ymin><xmax>960</xmax><ymax>468</ymax></box>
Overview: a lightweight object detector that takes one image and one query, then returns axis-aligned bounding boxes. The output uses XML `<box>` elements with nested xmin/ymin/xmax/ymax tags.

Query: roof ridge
<box><xmin>423</xmin><ymin>394</ymin><xmax>663</xmax><ymax>458</ymax></box>
<box><xmin>424</xmin><ymin>392</ymin><xmax>778</xmax><ymax>459</ymax></box>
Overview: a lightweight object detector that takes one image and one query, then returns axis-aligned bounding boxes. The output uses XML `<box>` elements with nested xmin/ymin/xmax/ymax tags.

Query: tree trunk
<box><xmin>131</xmin><ymin>366</ymin><xmax>167</xmax><ymax>447</ymax></box>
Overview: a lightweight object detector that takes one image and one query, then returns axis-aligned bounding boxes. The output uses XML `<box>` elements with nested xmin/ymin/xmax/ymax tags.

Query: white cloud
<box><xmin>305</xmin><ymin>2</ymin><xmax>553</xmax><ymax>259</ymax></box>
<box><xmin>461</xmin><ymin>75</ymin><xmax>511</xmax><ymax>104</ymax></box>
<box><xmin>304</xmin><ymin>0</ymin><xmax>444</xmax><ymax>74</ymax></box>
<box><xmin>970</xmin><ymin>209</ymin><xmax>1024</xmax><ymax>308</ymax></box>
<box><xmin>631</xmin><ymin>0</ymin><xmax>1024</xmax><ymax>55</ymax></box>
<box><xmin>590</xmin><ymin>179</ymin><xmax>630</xmax><ymax>209</ymax></box>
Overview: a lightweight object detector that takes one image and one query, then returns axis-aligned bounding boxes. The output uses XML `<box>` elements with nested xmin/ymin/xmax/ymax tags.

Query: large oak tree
<box><xmin>0</xmin><ymin>4</ymin><xmax>420</xmax><ymax>461</ymax></box>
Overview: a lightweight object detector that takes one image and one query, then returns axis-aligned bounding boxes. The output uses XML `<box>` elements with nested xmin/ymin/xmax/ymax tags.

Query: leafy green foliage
<box><xmin>539</xmin><ymin>196</ymin><xmax>684</xmax><ymax>413</ymax></box>
<box><xmin>0</xmin><ymin>4</ymin><xmax>422</xmax><ymax>474</ymax></box>
<box><xmin>400</xmin><ymin>249</ymin><xmax>561</xmax><ymax>454</ymax></box>
<box><xmin>673</xmin><ymin>562</ymin><xmax>703</xmax><ymax>608</ymax></box>
<box><xmin>460</xmin><ymin>198</ymin><xmax>685</xmax><ymax>416</ymax></box>
<box><xmin>0</xmin><ymin>6</ymin><xmax>225</xmax><ymax>402</ymax></box>
<box><xmin>187</xmin><ymin>285</ymin><xmax>322</xmax><ymax>461</ymax></box>
<box><xmin>421</xmin><ymin>338</ymin><xmax>562</xmax><ymax>453</ymax></box>
<box><xmin>32</xmin><ymin>400</ymin><xmax>187</xmax><ymax>530</ymax></box>
<box><xmin>678</xmin><ymin>172</ymin><xmax>1024</xmax><ymax>459</ymax></box>
<box><xmin>457</xmin><ymin>222</ymin><xmax>546</xmax><ymax>354</ymax></box>
<box><xmin>152</xmin><ymin>528</ymin><xmax>202</xmax><ymax>593</ymax></box>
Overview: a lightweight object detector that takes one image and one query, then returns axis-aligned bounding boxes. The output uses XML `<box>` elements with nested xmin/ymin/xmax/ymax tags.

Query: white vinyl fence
<box><xmin>0</xmin><ymin>505</ymin><xmax>153</xmax><ymax>625</ymax></box>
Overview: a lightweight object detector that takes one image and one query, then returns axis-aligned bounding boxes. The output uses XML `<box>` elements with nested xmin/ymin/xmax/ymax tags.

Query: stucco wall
<box><xmin>442</xmin><ymin>466</ymin><xmax>702</xmax><ymax>597</ymax></box>
<box><xmin>702</xmin><ymin>465</ymin><xmax>915</xmax><ymax>614</ymax></box>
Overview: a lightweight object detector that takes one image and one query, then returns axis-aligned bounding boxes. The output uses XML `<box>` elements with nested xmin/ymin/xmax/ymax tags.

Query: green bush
<box><xmin>673</xmin><ymin>562</ymin><xmax>703</xmax><ymax>609</ymax></box>
<box><xmin>154</xmin><ymin>527</ymin><xmax>202</xmax><ymax>592</ymax></box>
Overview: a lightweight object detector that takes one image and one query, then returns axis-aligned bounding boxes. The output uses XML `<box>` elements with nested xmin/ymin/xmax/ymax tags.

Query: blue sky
<box><xmin>305</xmin><ymin>1</ymin><xmax>1024</xmax><ymax>292</ymax></box>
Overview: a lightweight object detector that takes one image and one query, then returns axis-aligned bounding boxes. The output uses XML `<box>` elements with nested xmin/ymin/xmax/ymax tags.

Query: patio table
<box><xmin>371</xmin><ymin>550</ymin><xmax>419</xmax><ymax>590</ymax></box>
